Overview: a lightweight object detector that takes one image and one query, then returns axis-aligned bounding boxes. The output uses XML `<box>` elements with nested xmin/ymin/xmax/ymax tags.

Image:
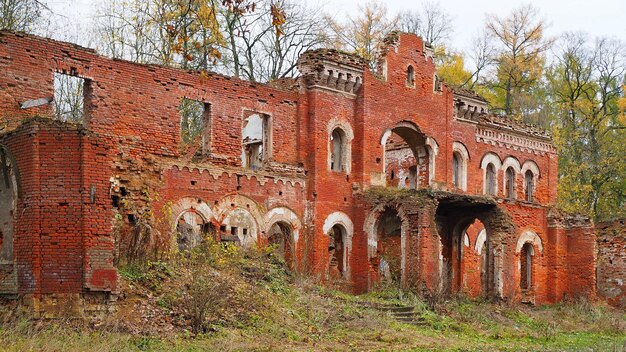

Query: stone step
<box><xmin>391</xmin><ymin>311</ymin><xmax>420</xmax><ymax>318</ymax></box>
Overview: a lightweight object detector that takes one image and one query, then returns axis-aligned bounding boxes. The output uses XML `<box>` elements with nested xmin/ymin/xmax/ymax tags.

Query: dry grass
<box><xmin>0</xmin><ymin>244</ymin><xmax>625</xmax><ymax>351</ymax></box>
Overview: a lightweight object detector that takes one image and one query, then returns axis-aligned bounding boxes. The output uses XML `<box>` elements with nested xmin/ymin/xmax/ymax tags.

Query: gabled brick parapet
<box><xmin>297</xmin><ymin>49</ymin><xmax>366</xmax><ymax>95</ymax></box>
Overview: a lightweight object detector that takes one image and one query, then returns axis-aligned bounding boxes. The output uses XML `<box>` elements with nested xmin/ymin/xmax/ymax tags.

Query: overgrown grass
<box><xmin>0</xmin><ymin>243</ymin><xmax>624</xmax><ymax>351</ymax></box>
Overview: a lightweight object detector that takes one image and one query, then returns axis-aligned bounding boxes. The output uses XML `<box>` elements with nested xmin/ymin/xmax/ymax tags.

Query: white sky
<box><xmin>45</xmin><ymin>0</ymin><xmax>626</xmax><ymax>54</ymax></box>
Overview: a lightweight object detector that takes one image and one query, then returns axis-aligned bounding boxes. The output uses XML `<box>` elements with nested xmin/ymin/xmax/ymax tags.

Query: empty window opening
<box><xmin>330</xmin><ymin>128</ymin><xmax>347</xmax><ymax>172</ymax></box>
<box><xmin>176</xmin><ymin>210</ymin><xmax>211</xmax><ymax>251</ymax></box>
<box><xmin>520</xmin><ymin>242</ymin><xmax>533</xmax><ymax>290</ymax></box>
<box><xmin>505</xmin><ymin>167</ymin><xmax>515</xmax><ymax>199</ymax></box>
<box><xmin>268</xmin><ymin>222</ymin><xmax>293</xmax><ymax>267</ymax></box>
<box><xmin>53</xmin><ymin>72</ymin><xmax>90</xmax><ymax>124</ymax></box>
<box><xmin>525</xmin><ymin>170</ymin><xmax>534</xmax><ymax>202</ymax></box>
<box><xmin>242</xmin><ymin>113</ymin><xmax>270</xmax><ymax>169</ymax></box>
<box><xmin>434</xmin><ymin>74</ymin><xmax>442</xmax><ymax>92</ymax></box>
<box><xmin>408</xmin><ymin>165</ymin><xmax>418</xmax><ymax>190</ymax></box>
<box><xmin>328</xmin><ymin>224</ymin><xmax>347</xmax><ymax>278</ymax></box>
<box><xmin>384</xmin><ymin>127</ymin><xmax>426</xmax><ymax>190</ymax></box>
<box><xmin>406</xmin><ymin>65</ymin><xmax>415</xmax><ymax>87</ymax></box>
<box><xmin>452</xmin><ymin>152</ymin><xmax>461</xmax><ymax>188</ymax></box>
<box><xmin>179</xmin><ymin>98</ymin><xmax>211</xmax><ymax>153</ymax></box>
<box><xmin>486</xmin><ymin>163</ymin><xmax>496</xmax><ymax>196</ymax></box>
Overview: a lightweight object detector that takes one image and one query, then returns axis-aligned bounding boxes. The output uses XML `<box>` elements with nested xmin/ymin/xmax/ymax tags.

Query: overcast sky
<box><xmin>46</xmin><ymin>0</ymin><xmax>626</xmax><ymax>54</ymax></box>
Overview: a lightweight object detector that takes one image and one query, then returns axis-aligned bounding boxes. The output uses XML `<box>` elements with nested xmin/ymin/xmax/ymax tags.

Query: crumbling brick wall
<box><xmin>597</xmin><ymin>220</ymin><xmax>626</xmax><ymax>307</ymax></box>
<box><xmin>0</xmin><ymin>119</ymin><xmax>116</xmax><ymax>313</ymax></box>
<box><xmin>0</xmin><ymin>29</ymin><xmax>602</xmax><ymax>310</ymax></box>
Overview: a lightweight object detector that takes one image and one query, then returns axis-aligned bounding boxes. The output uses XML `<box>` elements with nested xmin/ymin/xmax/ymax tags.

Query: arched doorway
<box><xmin>328</xmin><ymin>224</ymin><xmax>347</xmax><ymax>279</ymax></box>
<box><xmin>462</xmin><ymin>219</ymin><xmax>489</xmax><ymax>297</ymax></box>
<box><xmin>374</xmin><ymin>207</ymin><xmax>403</xmax><ymax>284</ymax></box>
<box><xmin>435</xmin><ymin>197</ymin><xmax>504</xmax><ymax>298</ymax></box>
<box><xmin>382</xmin><ymin>122</ymin><xmax>430</xmax><ymax>190</ymax></box>
<box><xmin>268</xmin><ymin>222</ymin><xmax>294</xmax><ymax>267</ymax></box>
<box><xmin>439</xmin><ymin>216</ymin><xmax>491</xmax><ymax>296</ymax></box>
<box><xmin>175</xmin><ymin>210</ymin><xmax>213</xmax><ymax>251</ymax></box>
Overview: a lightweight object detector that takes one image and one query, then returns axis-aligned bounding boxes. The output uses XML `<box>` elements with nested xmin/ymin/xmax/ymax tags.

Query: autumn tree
<box><xmin>547</xmin><ymin>33</ymin><xmax>626</xmax><ymax>220</ymax></box>
<box><xmin>485</xmin><ymin>5</ymin><xmax>552</xmax><ymax>116</ymax></box>
<box><xmin>434</xmin><ymin>47</ymin><xmax>472</xmax><ymax>87</ymax></box>
<box><xmin>219</xmin><ymin>0</ymin><xmax>322</xmax><ymax>82</ymax></box>
<box><xmin>95</xmin><ymin>0</ymin><xmax>156</xmax><ymax>63</ymax></box>
<box><xmin>0</xmin><ymin>0</ymin><xmax>45</xmax><ymax>31</ymax></box>
<box><xmin>324</xmin><ymin>0</ymin><xmax>397</xmax><ymax>70</ymax></box>
<box><xmin>398</xmin><ymin>1</ymin><xmax>452</xmax><ymax>46</ymax></box>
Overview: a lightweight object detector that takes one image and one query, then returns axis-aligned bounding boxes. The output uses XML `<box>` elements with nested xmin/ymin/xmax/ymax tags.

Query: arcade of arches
<box><xmin>0</xmin><ymin>30</ymin><xmax>615</xmax><ymax>314</ymax></box>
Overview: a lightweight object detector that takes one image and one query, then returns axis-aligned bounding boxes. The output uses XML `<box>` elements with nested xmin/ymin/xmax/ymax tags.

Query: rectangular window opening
<box><xmin>53</xmin><ymin>72</ymin><xmax>90</xmax><ymax>124</ymax></box>
<box><xmin>179</xmin><ymin>98</ymin><xmax>211</xmax><ymax>153</ymax></box>
<box><xmin>242</xmin><ymin>112</ymin><xmax>270</xmax><ymax>169</ymax></box>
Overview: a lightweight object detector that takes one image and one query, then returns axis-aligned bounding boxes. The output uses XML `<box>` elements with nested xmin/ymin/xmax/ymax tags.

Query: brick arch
<box><xmin>364</xmin><ymin>203</ymin><xmax>410</xmax><ymax>286</ymax></box>
<box><xmin>452</xmin><ymin>141</ymin><xmax>470</xmax><ymax>191</ymax></box>
<box><xmin>480</xmin><ymin>152</ymin><xmax>502</xmax><ymax>195</ymax></box>
<box><xmin>264</xmin><ymin>207</ymin><xmax>302</xmax><ymax>270</ymax></box>
<box><xmin>323</xmin><ymin>211</ymin><xmax>353</xmax><ymax>279</ymax></box>
<box><xmin>425</xmin><ymin>137</ymin><xmax>439</xmax><ymax>185</ymax></box>
<box><xmin>214</xmin><ymin>194</ymin><xmax>265</xmax><ymax>248</ymax></box>
<box><xmin>434</xmin><ymin>202</ymin><xmax>516</xmax><ymax>299</ymax></box>
<box><xmin>502</xmin><ymin>156</ymin><xmax>521</xmax><ymax>173</ymax></box>
<box><xmin>381</xmin><ymin>121</ymin><xmax>430</xmax><ymax>189</ymax></box>
<box><xmin>263</xmin><ymin>206</ymin><xmax>302</xmax><ymax>248</ymax></box>
<box><xmin>327</xmin><ymin>119</ymin><xmax>353</xmax><ymax>173</ymax></box>
<box><xmin>515</xmin><ymin>230</ymin><xmax>543</xmax><ymax>255</ymax></box>
<box><xmin>169</xmin><ymin>196</ymin><xmax>215</xmax><ymax>231</ymax></box>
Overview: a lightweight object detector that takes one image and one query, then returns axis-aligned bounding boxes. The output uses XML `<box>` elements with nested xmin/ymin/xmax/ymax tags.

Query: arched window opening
<box><xmin>268</xmin><ymin>222</ymin><xmax>293</xmax><ymax>267</ymax></box>
<box><xmin>330</xmin><ymin>128</ymin><xmax>346</xmax><ymax>172</ymax></box>
<box><xmin>452</xmin><ymin>152</ymin><xmax>461</xmax><ymax>188</ymax></box>
<box><xmin>505</xmin><ymin>167</ymin><xmax>515</xmax><ymax>199</ymax></box>
<box><xmin>486</xmin><ymin>163</ymin><xmax>496</xmax><ymax>196</ymax></box>
<box><xmin>434</xmin><ymin>74</ymin><xmax>442</xmax><ymax>92</ymax></box>
<box><xmin>408</xmin><ymin>165</ymin><xmax>417</xmax><ymax>190</ymax></box>
<box><xmin>525</xmin><ymin>170</ymin><xmax>534</xmax><ymax>202</ymax></box>
<box><xmin>176</xmin><ymin>210</ymin><xmax>213</xmax><ymax>251</ymax></box>
<box><xmin>406</xmin><ymin>65</ymin><xmax>415</xmax><ymax>87</ymax></box>
<box><xmin>383</xmin><ymin>124</ymin><xmax>427</xmax><ymax>189</ymax></box>
<box><xmin>520</xmin><ymin>242</ymin><xmax>533</xmax><ymax>290</ymax></box>
<box><xmin>328</xmin><ymin>224</ymin><xmax>346</xmax><ymax>278</ymax></box>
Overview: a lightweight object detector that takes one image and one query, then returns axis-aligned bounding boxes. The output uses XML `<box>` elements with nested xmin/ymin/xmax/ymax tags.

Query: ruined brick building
<box><xmin>0</xmin><ymin>30</ymin><xmax>624</xmax><ymax>314</ymax></box>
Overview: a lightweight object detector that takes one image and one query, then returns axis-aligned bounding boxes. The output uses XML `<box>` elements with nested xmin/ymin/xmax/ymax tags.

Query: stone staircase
<box><xmin>357</xmin><ymin>302</ymin><xmax>426</xmax><ymax>326</ymax></box>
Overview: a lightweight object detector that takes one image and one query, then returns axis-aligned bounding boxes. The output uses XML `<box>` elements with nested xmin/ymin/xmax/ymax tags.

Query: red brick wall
<box><xmin>0</xmin><ymin>119</ymin><xmax>116</xmax><ymax>295</ymax></box>
<box><xmin>597</xmin><ymin>220</ymin><xmax>626</xmax><ymax>307</ymax></box>
<box><xmin>0</xmin><ymin>30</ymin><xmax>600</xmax><ymax>307</ymax></box>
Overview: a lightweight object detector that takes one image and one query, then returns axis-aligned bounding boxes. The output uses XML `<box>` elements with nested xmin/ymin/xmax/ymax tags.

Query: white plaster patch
<box><xmin>515</xmin><ymin>230</ymin><xmax>543</xmax><ymax>255</ymax></box>
<box><xmin>264</xmin><ymin>207</ymin><xmax>302</xmax><ymax>246</ymax></box>
<box><xmin>474</xmin><ymin>229</ymin><xmax>487</xmax><ymax>255</ymax></box>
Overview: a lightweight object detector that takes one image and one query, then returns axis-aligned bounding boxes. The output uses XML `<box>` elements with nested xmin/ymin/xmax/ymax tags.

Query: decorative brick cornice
<box><xmin>476</xmin><ymin>126</ymin><xmax>555</xmax><ymax>155</ymax></box>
